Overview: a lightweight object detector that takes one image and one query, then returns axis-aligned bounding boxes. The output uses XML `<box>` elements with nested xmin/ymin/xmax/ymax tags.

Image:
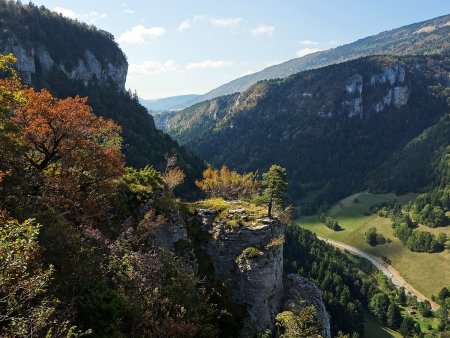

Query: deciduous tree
<box><xmin>195</xmin><ymin>165</ymin><xmax>260</xmax><ymax>200</ymax></box>
<box><xmin>12</xmin><ymin>88</ymin><xmax>125</xmax><ymax>222</ymax></box>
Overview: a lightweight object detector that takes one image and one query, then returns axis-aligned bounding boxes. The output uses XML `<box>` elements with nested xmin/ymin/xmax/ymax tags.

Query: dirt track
<box><xmin>318</xmin><ymin>237</ymin><xmax>439</xmax><ymax>310</ymax></box>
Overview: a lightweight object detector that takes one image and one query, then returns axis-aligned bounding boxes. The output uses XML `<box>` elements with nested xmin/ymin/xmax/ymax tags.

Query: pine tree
<box><xmin>261</xmin><ymin>165</ymin><xmax>288</xmax><ymax>218</ymax></box>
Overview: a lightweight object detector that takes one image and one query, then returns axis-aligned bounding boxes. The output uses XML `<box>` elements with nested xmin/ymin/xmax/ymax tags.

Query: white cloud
<box><xmin>186</xmin><ymin>60</ymin><xmax>233</xmax><ymax>70</ymax></box>
<box><xmin>178</xmin><ymin>15</ymin><xmax>241</xmax><ymax>32</ymax></box>
<box><xmin>210</xmin><ymin>17</ymin><xmax>242</xmax><ymax>27</ymax></box>
<box><xmin>296</xmin><ymin>48</ymin><xmax>322</xmax><ymax>57</ymax></box>
<box><xmin>300</xmin><ymin>39</ymin><xmax>319</xmax><ymax>45</ymax></box>
<box><xmin>85</xmin><ymin>11</ymin><xmax>107</xmax><ymax>22</ymax></box>
<box><xmin>123</xmin><ymin>9</ymin><xmax>134</xmax><ymax>14</ymax></box>
<box><xmin>118</xmin><ymin>25</ymin><xmax>165</xmax><ymax>44</ymax></box>
<box><xmin>251</xmin><ymin>25</ymin><xmax>275</xmax><ymax>37</ymax></box>
<box><xmin>177</xmin><ymin>15</ymin><xmax>205</xmax><ymax>33</ymax></box>
<box><xmin>177</xmin><ymin>20</ymin><xmax>192</xmax><ymax>32</ymax></box>
<box><xmin>53</xmin><ymin>7</ymin><xmax>77</xmax><ymax>19</ymax></box>
<box><xmin>129</xmin><ymin>60</ymin><xmax>177</xmax><ymax>76</ymax></box>
<box><xmin>53</xmin><ymin>7</ymin><xmax>107</xmax><ymax>24</ymax></box>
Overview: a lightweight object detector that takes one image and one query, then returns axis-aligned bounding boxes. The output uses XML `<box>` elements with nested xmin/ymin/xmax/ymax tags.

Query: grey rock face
<box><xmin>196</xmin><ymin>209</ymin><xmax>284</xmax><ymax>331</ymax></box>
<box><xmin>236</xmin><ymin>244</ymin><xmax>284</xmax><ymax>330</ymax></box>
<box><xmin>370</xmin><ymin>64</ymin><xmax>406</xmax><ymax>86</ymax></box>
<box><xmin>152</xmin><ymin>209</ymin><xmax>189</xmax><ymax>249</ymax></box>
<box><xmin>341</xmin><ymin>64</ymin><xmax>410</xmax><ymax>117</ymax></box>
<box><xmin>4</xmin><ymin>38</ymin><xmax>35</xmax><ymax>83</ymax></box>
<box><xmin>151</xmin><ymin>208</ymin><xmax>198</xmax><ymax>272</ymax></box>
<box><xmin>2</xmin><ymin>38</ymin><xmax>127</xmax><ymax>88</ymax></box>
<box><xmin>343</xmin><ymin>97</ymin><xmax>363</xmax><ymax>118</ymax></box>
<box><xmin>283</xmin><ymin>274</ymin><xmax>331</xmax><ymax>338</ymax></box>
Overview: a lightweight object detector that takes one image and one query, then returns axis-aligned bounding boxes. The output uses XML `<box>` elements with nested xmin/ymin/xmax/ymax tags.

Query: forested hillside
<box><xmin>166</xmin><ymin>55</ymin><xmax>450</xmax><ymax>210</ymax></box>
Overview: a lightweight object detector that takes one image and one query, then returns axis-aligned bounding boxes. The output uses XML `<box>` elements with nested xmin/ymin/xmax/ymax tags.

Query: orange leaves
<box><xmin>11</xmin><ymin>88</ymin><xmax>125</xmax><ymax>223</ymax></box>
<box><xmin>14</xmin><ymin>88</ymin><xmax>123</xmax><ymax>171</ymax></box>
<box><xmin>195</xmin><ymin>165</ymin><xmax>260</xmax><ymax>200</ymax></box>
<box><xmin>164</xmin><ymin>167</ymin><xmax>186</xmax><ymax>190</ymax></box>
<box><xmin>0</xmin><ymin>169</ymin><xmax>11</xmax><ymax>184</ymax></box>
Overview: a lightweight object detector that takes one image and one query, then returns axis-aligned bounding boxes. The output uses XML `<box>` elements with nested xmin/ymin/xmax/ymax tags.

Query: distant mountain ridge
<box><xmin>140</xmin><ymin>94</ymin><xmax>200</xmax><ymax>112</ymax></box>
<box><xmin>184</xmin><ymin>14</ymin><xmax>450</xmax><ymax>107</ymax></box>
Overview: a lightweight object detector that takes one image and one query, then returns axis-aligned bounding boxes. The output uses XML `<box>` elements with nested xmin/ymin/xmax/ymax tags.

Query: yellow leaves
<box><xmin>0</xmin><ymin>53</ymin><xmax>25</xmax><ymax>117</ymax></box>
<box><xmin>195</xmin><ymin>165</ymin><xmax>260</xmax><ymax>200</ymax></box>
<box><xmin>164</xmin><ymin>167</ymin><xmax>186</xmax><ymax>190</ymax></box>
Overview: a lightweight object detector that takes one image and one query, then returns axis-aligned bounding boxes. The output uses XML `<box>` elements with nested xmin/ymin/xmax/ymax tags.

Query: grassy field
<box><xmin>296</xmin><ymin>192</ymin><xmax>450</xmax><ymax>298</ymax></box>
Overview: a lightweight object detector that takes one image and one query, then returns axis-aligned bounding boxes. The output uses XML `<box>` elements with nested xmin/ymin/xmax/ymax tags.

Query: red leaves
<box><xmin>12</xmin><ymin>88</ymin><xmax>125</xmax><ymax>223</ymax></box>
<box><xmin>14</xmin><ymin>88</ymin><xmax>123</xmax><ymax>172</ymax></box>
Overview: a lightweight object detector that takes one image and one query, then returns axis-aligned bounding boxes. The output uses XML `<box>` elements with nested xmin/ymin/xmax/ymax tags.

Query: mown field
<box><xmin>295</xmin><ymin>192</ymin><xmax>450</xmax><ymax>299</ymax></box>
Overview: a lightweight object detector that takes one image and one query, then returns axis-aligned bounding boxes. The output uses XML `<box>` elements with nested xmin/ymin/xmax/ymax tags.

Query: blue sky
<box><xmin>31</xmin><ymin>1</ymin><xmax>450</xmax><ymax>99</ymax></box>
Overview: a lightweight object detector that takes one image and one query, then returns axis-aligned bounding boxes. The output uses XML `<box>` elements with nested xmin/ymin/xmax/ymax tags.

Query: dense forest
<box><xmin>0</xmin><ymin>54</ymin><xmax>232</xmax><ymax>337</ymax></box>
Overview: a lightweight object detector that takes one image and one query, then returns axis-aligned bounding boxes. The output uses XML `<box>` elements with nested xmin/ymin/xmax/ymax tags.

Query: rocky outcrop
<box><xmin>282</xmin><ymin>274</ymin><xmax>331</xmax><ymax>338</ymax></box>
<box><xmin>2</xmin><ymin>37</ymin><xmax>127</xmax><ymax>88</ymax></box>
<box><xmin>340</xmin><ymin>64</ymin><xmax>410</xmax><ymax>118</ymax></box>
<box><xmin>370</xmin><ymin>64</ymin><xmax>406</xmax><ymax>86</ymax></box>
<box><xmin>151</xmin><ymin>208</ymin><xmax>198</xmax><ymax>272</ymax></box>
<box><xmin>196</xmin><ymin>208</ymin><xmax>284</xmax><ymax>331</ymax></box>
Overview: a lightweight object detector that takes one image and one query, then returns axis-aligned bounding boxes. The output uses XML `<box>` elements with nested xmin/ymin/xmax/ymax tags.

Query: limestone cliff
<box><xmin>2</xmin><ymin>37</ymin><xmax>127</xmax><ymax>88</ymax></box>
<box><xmin>0</xmin><ymin>3</ymin><xmax>127</xmax><ymax>89</ymax></box>
<box><xmin>196</xmin><ymin>207</ymin><xmax>284</xmax><ymax>331</ymax></box>
<box><xmin>191</xmin><ymin>201</ymin><xmax>330</xmax><ymax>335</ymax></box>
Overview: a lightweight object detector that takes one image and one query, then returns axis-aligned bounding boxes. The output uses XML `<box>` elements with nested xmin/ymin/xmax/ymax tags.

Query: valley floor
<box><xmin>320</xmin><ymin>237</ymin><xmax>438</xmax><ymax>309</ymax></box>
<box><xmin>295</xmin><ymin>192</ymin><xmax>450</xmax><ymax>299</ymax></box>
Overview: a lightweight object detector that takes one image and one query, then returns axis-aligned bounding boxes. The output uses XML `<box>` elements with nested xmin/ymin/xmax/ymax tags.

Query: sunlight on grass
<box><xmin>296</xmin><ymin>192</ymin><xmax>450</xmax><ymax>298</ymax></box>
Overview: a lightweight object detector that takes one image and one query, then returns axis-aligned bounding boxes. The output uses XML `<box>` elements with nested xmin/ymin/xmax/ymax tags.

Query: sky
<box><xmin>29</xmin><ymin>1</ymin><xmax>450</xmax><ymax>99</ymax></box>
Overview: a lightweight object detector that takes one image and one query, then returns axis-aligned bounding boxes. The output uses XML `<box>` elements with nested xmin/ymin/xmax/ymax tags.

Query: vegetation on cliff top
<box><xmin>192</xmin><ymin>164</ymin><xmax>289</xmax><ymax>225</ymax></box>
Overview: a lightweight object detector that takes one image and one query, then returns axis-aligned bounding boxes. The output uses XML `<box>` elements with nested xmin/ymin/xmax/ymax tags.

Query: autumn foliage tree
<box><xmin>195</xmin><ymin>165</ymin><xmax>260</xmax><ymax>200</ymax></box>
<box><xmin>163</xmin><ymin>154</ymin><xmax>186</xmax><ymax>191</ymax></box>
<box><xmin>11</xmin><ymin>88</ymin><xmax>125</xmax><ymax>221</ymax></box>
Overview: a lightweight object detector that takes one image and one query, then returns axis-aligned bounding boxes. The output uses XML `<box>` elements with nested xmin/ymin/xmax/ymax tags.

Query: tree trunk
<box><xmin>268</xmin><ymin>190</ymin><xmax>274</xmax><ymax>218</ymax></box>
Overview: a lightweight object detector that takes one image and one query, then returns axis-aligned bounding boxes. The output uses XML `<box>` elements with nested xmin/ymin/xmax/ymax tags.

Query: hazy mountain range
<box><xmin>150</xmin><ymin>13</ymin><xmax>450</xmax><ymax>114</ymax></box>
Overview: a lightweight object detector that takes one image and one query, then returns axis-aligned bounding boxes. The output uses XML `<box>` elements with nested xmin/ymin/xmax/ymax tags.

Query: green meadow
<box><xmin>296</xmin><ymin>192</ymin><xmax>450</xmax><ymax>298</ymax></box>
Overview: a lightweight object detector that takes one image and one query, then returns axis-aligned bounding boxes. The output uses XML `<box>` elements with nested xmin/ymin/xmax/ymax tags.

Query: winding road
<box><xmin>318</xmin><ymin>237</ymin><xmax>439</xmax><ymax>310</ymax></box>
